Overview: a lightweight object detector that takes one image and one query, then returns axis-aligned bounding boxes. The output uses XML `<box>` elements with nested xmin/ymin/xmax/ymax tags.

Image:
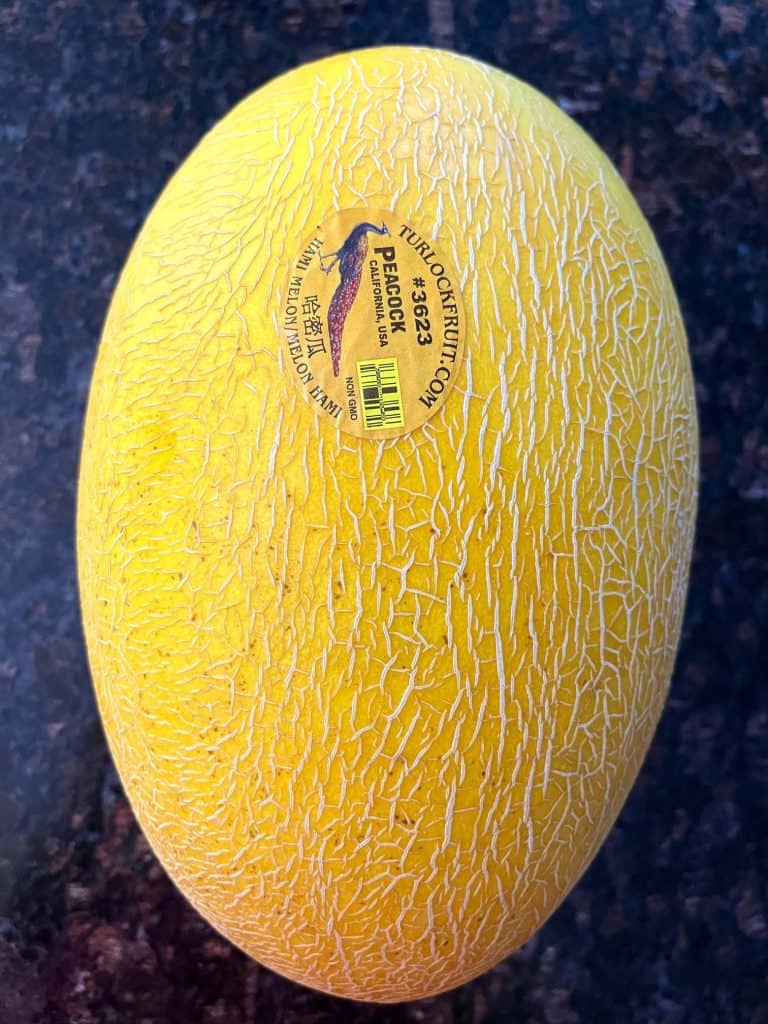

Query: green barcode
<box><xmin>357</xmin><ymin>358</ymin><xmax>405</xmax><ymax>431</ymax></box>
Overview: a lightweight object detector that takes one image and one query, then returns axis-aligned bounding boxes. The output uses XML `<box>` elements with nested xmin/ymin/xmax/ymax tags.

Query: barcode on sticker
<box><xmin>357</xmin><ymin>358</ymin><xmax>405</xmax><ymax>431</ymax></box>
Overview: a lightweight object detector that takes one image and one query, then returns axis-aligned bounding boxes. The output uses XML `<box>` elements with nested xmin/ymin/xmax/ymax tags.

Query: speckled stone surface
<box><xmin>0</xmin><ymin>2</ymin><xmax>766</xmax><ymax>1022</ymax></box>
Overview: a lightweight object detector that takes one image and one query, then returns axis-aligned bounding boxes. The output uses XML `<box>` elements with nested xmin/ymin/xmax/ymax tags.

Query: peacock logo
<box><xmin>319</xmin><ymin>221</ymin><xmax>390</xmax><ymax>376</ymax></box>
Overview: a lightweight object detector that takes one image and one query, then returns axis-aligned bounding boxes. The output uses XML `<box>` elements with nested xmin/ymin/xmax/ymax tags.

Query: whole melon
<box><xmin>77</xmin><ymin>47</ymin><xmax>698</xmax><ymax>1002</ymax></box>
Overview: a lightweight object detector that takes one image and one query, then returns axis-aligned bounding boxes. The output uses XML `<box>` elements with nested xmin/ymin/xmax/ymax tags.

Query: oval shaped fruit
<box><xmin>77</xmin><ymin>47</ymin><xmax>698</xmax><ymax>1002</ymax></box>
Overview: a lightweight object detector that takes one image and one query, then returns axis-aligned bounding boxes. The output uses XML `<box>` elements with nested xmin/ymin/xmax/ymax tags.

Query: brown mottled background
<box><xmin>0</xmin><ymin>2</ymin><xmax>766</xmax><ymax>1022</ymax></box>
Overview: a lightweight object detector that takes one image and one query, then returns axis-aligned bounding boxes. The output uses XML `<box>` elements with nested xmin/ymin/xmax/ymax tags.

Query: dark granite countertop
<box><xmin>0</xmin><ymin>2</ymin><xmax>766</xmax><ymax>1022</ymax></box>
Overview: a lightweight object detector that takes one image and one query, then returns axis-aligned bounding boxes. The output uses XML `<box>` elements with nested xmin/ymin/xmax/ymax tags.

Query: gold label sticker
<box><xmin>280</xmin><ymin>207</ymin><xmax>465</xmax><ymax>439</ymax></box>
